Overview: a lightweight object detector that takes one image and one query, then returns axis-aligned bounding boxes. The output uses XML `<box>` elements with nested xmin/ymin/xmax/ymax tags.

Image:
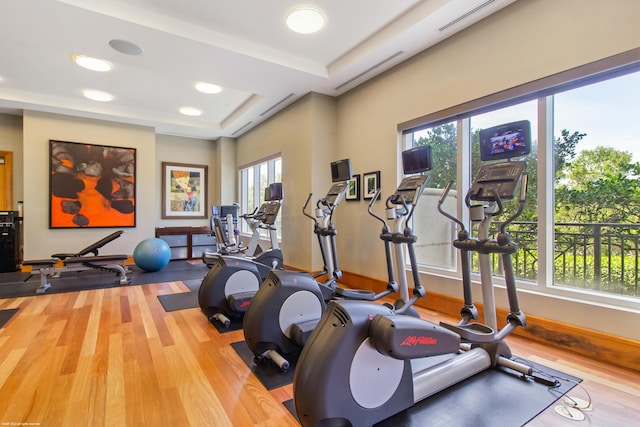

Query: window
<box><xmin>238</xmin><ymin>156</ymin><xmax>282</xmax><ymax>238</ymax></box>
<box><xmin>404</xmin><ymin>121</ymin><xmax>458</xmax><ymax>270</ymax></box>
<box><xmin>553</xmin><ymin>72</ymin><xmax>640</xmax><ymax>297</ymax></box>
<box><xmin>400</xmin><ymin>51</ymin><xmax>640</xmax><ymax>310</ymax></box>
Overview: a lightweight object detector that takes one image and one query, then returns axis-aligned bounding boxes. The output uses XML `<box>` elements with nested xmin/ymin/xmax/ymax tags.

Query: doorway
<box><xmin>0</xmin><ymin>151</ymin><xmax>13</xmax><ymax>210</ymax></box>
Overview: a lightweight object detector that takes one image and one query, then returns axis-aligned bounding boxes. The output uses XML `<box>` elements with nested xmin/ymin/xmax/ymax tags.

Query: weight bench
<box><xmin>23</xmin><ymin>231</ymin><xmax>131</xmax><ymax>294</ymax></box>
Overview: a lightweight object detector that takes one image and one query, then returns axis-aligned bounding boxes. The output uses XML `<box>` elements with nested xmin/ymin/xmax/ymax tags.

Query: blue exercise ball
<box><xmin>133</xmin><ymin>238</ymin><xmax>171</xmax><ymax>272</ymax></box>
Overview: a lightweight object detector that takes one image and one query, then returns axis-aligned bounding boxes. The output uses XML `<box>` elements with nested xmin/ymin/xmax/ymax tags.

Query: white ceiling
<box><xmin>0</xmin><ymin>0</ymin><xmax>516</xmax><ymax>139</ymax></box>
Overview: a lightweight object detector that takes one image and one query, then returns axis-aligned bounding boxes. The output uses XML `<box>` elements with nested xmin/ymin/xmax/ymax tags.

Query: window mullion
<box><xmin>538</xmin><ymin>96</ymin><xmax>554</xmax><ymax>288</ymax></box>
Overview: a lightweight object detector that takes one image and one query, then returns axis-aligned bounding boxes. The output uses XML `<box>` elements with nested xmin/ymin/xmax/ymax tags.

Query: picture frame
<box><xmin>346</xmin><ymin>174</ymin><xmax>360</xmax><ymax>201</ymax></box>
<box><xmin>363</xmin><ymin>171</ymin><xmax>381</xmax><ymax>200</ymax></box>
<box><xmin>49</xmin><ymin>139</ymin><xmax>136</xmax><ymax>228</ymax></box>
<box><xmin>162</xmin><ymin>162</ymin><xmax>208</xmax><ymax>219</ymax></box>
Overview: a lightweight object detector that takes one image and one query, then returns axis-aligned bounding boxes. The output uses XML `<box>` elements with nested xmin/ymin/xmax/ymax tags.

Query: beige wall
<box><xmin>236</xmin><ymin>93</ymin><xmax>338</xmax><ymax>271</ymax></box>
<box><xmin>155</xmin><ymin>134</ymin><xmax>217</xmax><ymax>228</ymax></box>
<box><xmin>214</xmin><ymin>137</ymin><xmax>237</xmax><ymax>205</ymax></box>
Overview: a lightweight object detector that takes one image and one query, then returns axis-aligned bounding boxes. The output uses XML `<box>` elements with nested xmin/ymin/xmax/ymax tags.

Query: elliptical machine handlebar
<box><xmin>366</xmin><ymin>188</ymin><xmax>399</xmax><ymax>296</ymax></box>
<box><xmin>317</xmin><ymin>198</ymin><xmax>337</xmax><ymax>228</ymax></box>
<box><xmin>499</xmin><ymin>173</ymin><xmax>528</xmax><ymax>235</ymax></box>
<box><xmin>302</xmin><ymin>193</ymin><xmax>317</xmax><ymax>225</ymax></box>
<box><xmin>438</xmin><ymin>181</ymin><xmax>467</xmax><ymax>237</ymax></box>
<box><xmin>437</xmin><ymin>181</ymin><xmax>477</xmax><ymax>323</ymax></box>
<box><xmin>372</xmin><ymin>178</ymin><xmax>429</xmax><ymax>315</ymax></box>
<box><xmin>398</xmin><ymin>196</ymin><xmax>415</xmax><ymax>236</ymax></box>
<box><xmin>241</xmin><ymin>206</ymin><xmax>260</xmax><ymax>219</ymax></box>
<box><xmin>367</xmin><ymin>189</ymin><xmax>385</xmax><ymax>224</ymax></box>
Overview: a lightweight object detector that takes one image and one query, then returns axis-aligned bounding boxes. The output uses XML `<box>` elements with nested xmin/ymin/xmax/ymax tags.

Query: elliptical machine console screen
<box><xmin>471</xmin><ymin>161</ymin><xmax>526</xmax><ymax>201</ymax></box>
<box><xmin>262</xmin><ymin>203</ymin><xmax>281</xmax><ymax>225</ymax></box>
<box><xmin>324</xmin><ymin>181</ymin><xmax>349</xmax><ymax>206</ymax></box>
<box><xmin>402</xmin><ymin>144</ymin><xmax>432</xmax><ymax>174</ymax></box>
<box><xmin>330</xmin><ymin>158</ymin><xmax>353</xmax><ymax>182</ymax></box>
<box><xmin>265</xmin><ymin>182</ymin><xmax>283</xmax><ymax>201</ymax></box>
<box><xmin>390</xmin><ymin>175</ymin><xmax>428</xmax><ymax>206</ymax></box>
<box><xmin>388</xmin><ymin>144</ymin><xmax>433</xmax><ymax>205</ymax></box>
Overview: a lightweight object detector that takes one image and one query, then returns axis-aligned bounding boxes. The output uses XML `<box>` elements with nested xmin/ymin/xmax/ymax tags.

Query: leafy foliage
<box><xmin>414</xmin><ymin>123</ymin><xmax>457</xmax><ymax>188</ymax></box>
<box><xmin>556</xmin><ymin>145</ymin><xmax>640</xmax><ymax>224</ymax></box>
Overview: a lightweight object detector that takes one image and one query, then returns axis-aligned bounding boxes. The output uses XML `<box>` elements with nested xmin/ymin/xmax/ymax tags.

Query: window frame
<box><xmin>398</xmin><ymin>48</ymin><xmax>640</xmax><ymax>311</ymax></box>
<box><xmin>238</xmin><ymin>154</ymin><xmax>282</xmax><ymax>239</ymax></box>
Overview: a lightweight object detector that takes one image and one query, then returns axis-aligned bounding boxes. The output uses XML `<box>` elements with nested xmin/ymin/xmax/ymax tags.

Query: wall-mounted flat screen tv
<box><xmin>402</xmin><ymin>145</ymin><xmax>432</xmax><ymax>174</ymax></box>
<box><xmin>265</xmin><ymin>182</ymin><xmax>283</xmax><ymax>201</ymax></box>
<box><xmin>331</xmin><ymin>158</ymin><xmax>353</xmax><ymax>182</ymax></box>
<box><xmin>479</xmin><ymin>120</ymin><xmax>531</xmax><ymax>161</ymax></box>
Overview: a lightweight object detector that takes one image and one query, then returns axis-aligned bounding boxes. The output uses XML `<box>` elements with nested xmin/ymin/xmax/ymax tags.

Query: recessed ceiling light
<box><xmin>179</xmin><ymin>107</ymin><xmax>202</xmax><ymax>116</ymax></box>
<box><xmin>83</xmin><ymin>89</ymin><xmax>114</xmax><ymax>102</ymax></box>
<box><xmin>73</xmin><ymin>55</ymin><xmax>112</xmax><ymax>72</ymax></box>
<box><xmin>195</xmin><ymin>82</ymin><xmax>223</xmax><ymax>94</ymax></box>
<box><xmin>109</xmin><ymin>39</ymin><xmax>144</xmax><ymax>56</ymax></box>
<box><xmin>286</xmin><ymin>6</ymin><xmax>325</xmax><ymax>34</ymax></box>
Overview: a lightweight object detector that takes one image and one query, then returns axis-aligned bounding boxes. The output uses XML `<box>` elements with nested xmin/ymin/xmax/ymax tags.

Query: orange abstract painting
<box><xmin>49</xmin><ymin>140</ymin><xmax>136</xmax><ymax>228</ymax></box>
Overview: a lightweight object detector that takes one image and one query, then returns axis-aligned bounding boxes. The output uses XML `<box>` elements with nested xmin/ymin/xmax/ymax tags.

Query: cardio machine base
<box><xmin>198</xmin><ymin>257</ymin><xmax>264</xmax><ymax>329</ymax></box>
<box><xmin>284</xmin><ymin>356</ymin><xmax>581</xmax><ymax>427</ymax></box>
<box><xmin>208</xmin><ymin>316</ymin><xmax>244</xmax><ymax>333</ymax></box>
<box><xmin>230</xmin><ymin>340</ymin><xmax>300</xmax><ymax>390</ymax></box>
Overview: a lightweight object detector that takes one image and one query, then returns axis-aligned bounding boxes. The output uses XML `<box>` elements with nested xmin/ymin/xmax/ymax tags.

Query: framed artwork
<box><xmin>346</xmin><ymin>174</ymin><xmax>360</xmax><ymax>201</ymax></box>
<box><xmin>363</xmin><ymin>171</ymin><xmax>381</xmax><ymax>200</ymax></box>
<box><xmin>49</xmin><ymin>140</ymin><xmax>136</xmax><ymax>228</ymax></box>
<box><xmin>162</xmin><ymin>162</ymin><xmax>208</xmax><ymax>219</ymax></box>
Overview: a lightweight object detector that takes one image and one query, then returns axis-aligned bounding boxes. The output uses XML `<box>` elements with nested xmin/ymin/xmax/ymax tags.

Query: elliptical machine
<box><xmin>203</xmin><ymin>183</ymin><xmax>283</xmax><ymax>268</ymax></box>
<box><xmin>292</xmin><ymin>136</ymin><xmax>535</xmax><ymax>427</ymax></box>
<box><xmin>240</xmin><ymin>184</ymin><xmax>282</xmax><ymax>258</ymax></box>
<box><xmin>243</xmin><ymin>159</ymin><xmax>394</xmax><ymax>371</ymax></box>
<box><xmin>198</xmin><ymin>183</ymin><xmax>283</xmax><ymax>327</ymax></box>
<box><xmin>208</xmin><ymin>204</ymin><xmax>242</xmax><ymax>258</ymax></box>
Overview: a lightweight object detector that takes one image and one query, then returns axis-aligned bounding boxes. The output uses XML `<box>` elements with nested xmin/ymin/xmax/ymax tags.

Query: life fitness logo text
<box><xmin>400</xmin><ymin>336</ymin><xmax>437</xmax><ymax>346</ymax></box>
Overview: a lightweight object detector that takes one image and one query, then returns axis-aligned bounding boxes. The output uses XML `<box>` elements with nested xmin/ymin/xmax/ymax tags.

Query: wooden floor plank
<box><xmin>105</xmin><ymin>332</ymin><xmax>126</xmax><ymax>427</ymax></box>
<box><xmin>0</xmin><ymin>281</ymin><xmax>638</xmax><ymax>426</ymax></box>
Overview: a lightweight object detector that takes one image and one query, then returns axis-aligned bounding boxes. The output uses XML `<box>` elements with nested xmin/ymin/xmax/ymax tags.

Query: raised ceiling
<box><xmin>0</xmin><ymin>0</ymin><xmax>516</xmax><ymax>139</ymax></box>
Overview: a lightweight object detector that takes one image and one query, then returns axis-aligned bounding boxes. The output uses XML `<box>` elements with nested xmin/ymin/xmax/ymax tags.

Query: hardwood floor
<box><xmin>0</xmin><ymin>281</ymin><xmax>638</xmax><ymax>426</ymax></box>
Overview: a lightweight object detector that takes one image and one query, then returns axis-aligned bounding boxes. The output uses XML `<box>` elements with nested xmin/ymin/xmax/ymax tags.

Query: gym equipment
<box><xmin>243</xmin><ymin>160</ymin><xmax>395</xmax><ymax>372</ymax></box>
<box><xmin>203</xmin><ymin>183</ymin><xmax>283</xmax><ymax>268</ymax></box>
<box><xmin>205</xmin><ymin>204</ymin><xmax>242</xmax><ymax>259</ymax></box>
<box><xmin>198</xmin><ymin>183</ymin><xmax>284</xmax><ymax>327</ymax></box>
<box><xmin>0</xmin><ymin>211</ymin><xmax>20</xmax><ymax>273</ymax></box>
<box><xmin>22</xmin><ymin>230</ymin><xmax>131</xmax><ymax>294</ymax></box>
<box><xmin>242</xmin><ymin>183</ymin><xmax>283</xmax><ymax>257</ymax></box>
<box><xmin>133</xmin><ymin>237</ymin><xmax>171</xmax><ymax>272</ymax></box>
<box><xmin>292</xmin><ymin>136</ymin><xmax>537</xmax><ymax>427</ymax></box>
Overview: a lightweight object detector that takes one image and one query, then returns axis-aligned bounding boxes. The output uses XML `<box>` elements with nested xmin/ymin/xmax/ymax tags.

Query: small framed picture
<box><xmin>346</xmin><ymin>174</ymin><xmax>360</xmax><ymax>201</ymax></box>
<box><xmin>363</xmin><ymin>171</ymin><xmax>380</xmax><ymax>200</ymax></box>
<box><xmin>162</xmin><ymin>162</ymin><xmax>208</xmax><ymax>219</ymax></box>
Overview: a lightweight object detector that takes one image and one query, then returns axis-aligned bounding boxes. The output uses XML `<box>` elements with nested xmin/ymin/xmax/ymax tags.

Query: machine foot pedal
<box><xmin>262</xmin><ymin>350</ymin><xmax>290</xmax><ymax>372</ymax></box>
<box><xmin>211</xmin><ymin>313</ymin><xmax>231</xmax><ymax>328</ymax></box>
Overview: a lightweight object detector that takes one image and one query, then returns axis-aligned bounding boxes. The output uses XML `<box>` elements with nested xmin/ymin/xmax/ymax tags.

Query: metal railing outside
<box><xmin>485</xmin><ymin>221</ymin><xmax>640</xmax><ymax>297</ymax></box>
